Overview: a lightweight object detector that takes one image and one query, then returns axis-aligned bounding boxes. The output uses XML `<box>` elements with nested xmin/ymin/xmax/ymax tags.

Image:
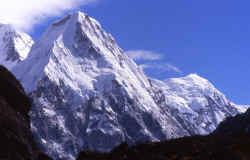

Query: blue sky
<box><xmin>28</xmin><ymin>0</ymin><xmax>250</xmax><ymax>105</ymax></box>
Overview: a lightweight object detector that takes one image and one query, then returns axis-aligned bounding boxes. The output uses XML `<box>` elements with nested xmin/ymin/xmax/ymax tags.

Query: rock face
<box><xmin>0</xmin><ymin>65</ymin><xmax>51</xmax><ymax>160</ymax></box>
<box><xmin>0</xmin><ymin>23</ymin><xmax>33</xmax><ymax>70</ymax></box>
<box><xmin>12</xmin><ymin>11</ymin><xmax>246</xmax><ymax>160</ymax></box>
<box><xmin>213</xmin><ymin>108</ymin><xmax>250</xmax><ymax>136</ymax></box>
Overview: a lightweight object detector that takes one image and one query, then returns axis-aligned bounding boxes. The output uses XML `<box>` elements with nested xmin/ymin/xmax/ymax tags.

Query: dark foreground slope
<box><xmin>77</xmin><ymin>134</ymin><xmax>250</xmax><ymax>160</ymax></box>
<box><xmin>214</xmin><ymin>108</ymin><xmax>250</xmax><ymax>136</ymax></box>
<box><xmin>0</xmin><ymin>65</ymin><xmax>51</xmax><ymax>160</ymax></box>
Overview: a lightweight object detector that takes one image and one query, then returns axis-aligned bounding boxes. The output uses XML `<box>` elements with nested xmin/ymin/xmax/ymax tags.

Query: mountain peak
<box><xmin>51</xmin><ymin>11</ymin><xmax>87</xmax><ymax>27</ymax></box>
<box><xmin>162</xmin><ymin>73</ymin><xmax>232</xmax><ymax>112</ymax></box>
<box><xmin>13</xmin><ymin>11</ymin><xmax>134</xmax><ymax>93</ymax></box>
<box><xmin>185</xmin><ymin>73</ymin><xmax>203</xmax><ymax>79</ymax></box>
<box><xmin>45</xmin><ymin>11</ymin><xmax>99</xmax><ymax>36</ymax></box>
<box><xmin>181</xmin><ymin>73</ymin><xmax>209</xmax><ymax>83</ymax></box>
<box><xmin>36</xmin><ymin>10</ymin><xmax>118</xmax><ymax>58</ymax></box>
<box><xmin>0</xmin><ymin>23</ymin><xmax>33</xmax><ymax>70</ymax></box>
<box><xmin>12</xmin><ymin>12</ymin><xmax>246</xmax><ymax>160</ymax></box>
<box><xmin>166</xmin><ymin>73</ymin><xmax>215</xmax><ymax>92</ymax></box>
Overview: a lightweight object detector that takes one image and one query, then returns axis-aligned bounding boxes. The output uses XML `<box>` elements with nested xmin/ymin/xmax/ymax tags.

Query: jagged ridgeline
<box><xmin>0</xmin><ymin>11</ymin><xmax>245</xmax><ymax>160</ymax></box>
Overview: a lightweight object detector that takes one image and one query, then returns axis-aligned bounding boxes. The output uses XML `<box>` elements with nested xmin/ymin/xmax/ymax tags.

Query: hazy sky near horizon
<box><xmin>5</xmin><ymin>0</ymin><xmax>250</xmax><ymax>105</ymax></box>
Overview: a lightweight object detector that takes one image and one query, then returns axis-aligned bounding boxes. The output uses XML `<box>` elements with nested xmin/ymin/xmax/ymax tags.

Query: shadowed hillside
<box><xmin>0</xmin><ymin>65</ymin><xmax>52</xmax><ymax>160</ymax></box>
<box><xmin>214</xmin><ymin>108</ymin><xmax>250</xmax><ymax>136</ymax></box>
<box><xmin>77</xmin><ymin>134</ymin><xmax>250</xmax><ymax>160</ymax></box>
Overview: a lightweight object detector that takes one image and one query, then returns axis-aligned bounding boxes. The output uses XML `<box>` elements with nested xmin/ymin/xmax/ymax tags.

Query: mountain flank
<box><xmin>0</xmin><ymin>65</ymin><xmax>52</xmax><ymax>160</ymax></box>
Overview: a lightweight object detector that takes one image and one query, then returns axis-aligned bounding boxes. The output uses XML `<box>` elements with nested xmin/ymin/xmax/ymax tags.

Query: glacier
<box><xmin>9</xmin><ymin>11</ymin><xmax>248</xmax><ymax>160</ymax></box>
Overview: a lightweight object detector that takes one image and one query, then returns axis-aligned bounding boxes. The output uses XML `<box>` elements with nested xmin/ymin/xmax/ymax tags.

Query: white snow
<box><xmin>12</xmin><ymin>12</ymin><xmax>166</xmax><ymax>160</ymax></box>
<box><xmin>11</xmin><ymin>11</ymin><xmax>248</xmax><ymax>160</ymax></box>
<box><xmin>0</xmin><ymin>23</ymin><xmax>33</xmax><ymax>70</ymax></box>
<box><xmin>151</xmin><ymin>74</ymin><xmax>247</xmax><ymax>135</ymax></box>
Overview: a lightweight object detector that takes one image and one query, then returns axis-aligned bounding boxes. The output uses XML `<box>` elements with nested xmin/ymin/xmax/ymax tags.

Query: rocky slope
<box><xmin>0</xmin><ymin>23</ymin><xmax>33</xmax><ymax>70</ymax></box>
<box><xmin>12</xmin><ymin>11</ymin><xmax>247</xmax><ymax>160</ymax></box>
<box><xmin>77</xmin><ymin>134</ymin><xmax>250</xmax><ymax>160</ymax></box>
<box><xmin>0</xmin><ymin>65</ymin><xmax>51</xmax><ymax>160</ymax></box>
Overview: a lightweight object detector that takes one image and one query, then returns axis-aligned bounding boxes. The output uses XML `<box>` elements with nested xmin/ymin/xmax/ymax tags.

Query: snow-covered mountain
<box><xmin>13</xmin><ymin>12</ymin><xmax>187</xmax><ymax>160</ymax></box>
<box><xmin>0</xmin><ymin>23</ymin><xmax>33</xmax><ymax>70</ymax></box>
<box><xmin>12</xmin><ymin>11</ymin><xmax>247</xmax><ymax>160</ymax></box>
<box><xmin>150</xmin><ymin>74</ymin><xmax>247</xmax><ymax>135</ymax></box>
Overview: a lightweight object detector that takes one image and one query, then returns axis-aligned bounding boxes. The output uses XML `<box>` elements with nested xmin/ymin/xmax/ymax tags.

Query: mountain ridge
<box><xmin>13</xmin><ymin>11</ymin><xmax>186</xmax><ymax>160</ymax></box>
<box><xmin>7</xmin><ymin>11</ymin><xmax>248</xmax><ymax>160</ymax></box>
<box><xmin>0</xmin><ymin>23</ymin><xmax>33</xmax><ymax>70</ymax></box>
